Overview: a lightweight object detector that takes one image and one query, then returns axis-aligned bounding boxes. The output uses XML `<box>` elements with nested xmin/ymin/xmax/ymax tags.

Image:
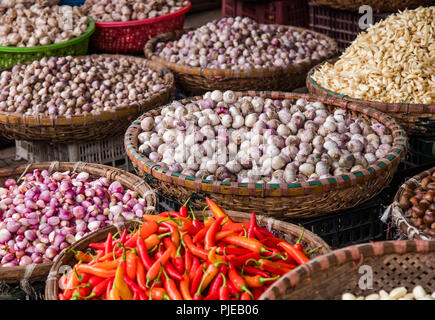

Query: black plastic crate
<box><xmin>289</xmin><ymin>195</ymin><xmax>386</xmax><ymax>249</ymax></box>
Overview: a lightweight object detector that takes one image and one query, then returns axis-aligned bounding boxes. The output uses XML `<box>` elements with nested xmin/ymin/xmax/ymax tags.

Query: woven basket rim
<box><xmin>0</xmin><ymin>54</ymin><xmax>174</xmax><ymax>128</ymax></box>
<box><xmin>260</xmin><ymin>239</ymin><xmax>435</xmax><ymax>300</ymax></box>
<box><xmin>124</xmin><ymin>91</ymin><xmax>408</xmax><ymax>197</ymax></box>
<box><xmin>391</xmin><ymin>166</ymin><xmax>434</xmax><ymax>240</ymax></box>
<box><xmin>93</xmin><ymin>2</ymin><xmax>191</xmax><ymax>27</ymax></box>
<box><xmin>45</xmin><ymin>209</ymin><xmax>332</xmax><ymax>300</ymax></box>
<box><xmin>0</xmin><ymin>17</ymin><xmax>95</xmax><ymax>53</ymax></box>
<box><xmin>306</xmin><ymin>59</ymin><xmax>435</xmax><ymax>114</ymax></box>
<box><xmin>144</xmin><ymin>25</ymin><xmax>338</xmax><ymax>79</ymax></box>
<box><xmin>0</xmin><ymin>161</ymin><xmax>157</xmax><ymax>280</ymax></box>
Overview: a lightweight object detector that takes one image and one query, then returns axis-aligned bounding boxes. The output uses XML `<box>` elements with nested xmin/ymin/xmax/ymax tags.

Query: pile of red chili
<box><xmin>58</xmin><ymin>198</ymin><xmax>318</xmax><ymax>300</ymax></box>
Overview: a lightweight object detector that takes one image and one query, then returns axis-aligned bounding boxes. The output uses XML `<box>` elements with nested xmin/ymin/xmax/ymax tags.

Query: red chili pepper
<box><xmin>123</xmin><ymin>269</ymin><xmax>146</xmax><ymax>299</ymax></box>
<box><xmin>228</xmin><ymin>263</ymin><xmax>253</xmax><ymax>299</ymax></box>
<box><xmin>178</xmin><ymin>197</ymin><xmax>190</xmax><ymax>218</ymax></box>
<box><xmin>106</xmin><ymin>278</ymin><xmax>113</xmax><ymax>299</ymax></box>
<box><xmin>184</xmin><ymin>246</ymin><xmax>192</xmax><ymax>273</ymax></box>
<box><xmin>219</xmin><ymin>272</ymin><xmax>230</xmax><ymax>300</ymax></box>
<box><xmin>228</xmin><ymin>252</ymin><xmax>260</xmax><ymax>268</ymax></box>
<box><xmin>255</xmin><ymin>226</ymin><xmax>275</xmax><ymax>238</ymax></box>
<box><xmin>58</xmin><ymin>293</ymin><xmax>66</xmax><ymax>300</ymax></box>
<box><xmin>204</xmin><ymin>272</ymin><xmax>223</xmax><ymax>300</ymax></box>
<box><xmin>240</xmin><ymin>292</ymin><xmax>252</xmax><ymax>300</ymax></box>
<box><xmin>242</xmin><ymin>265</ymin><xmax>270</xmax><ymax>278</ymax></box>
<box><xmin>161</xmin><ymin>264</ymin><xmax>183</xmax><ymax>300</ymax></box>
<box><xmin>221</xmin><ymin>235</ymin><xmax>272</xmax><ymax>255</ymax></box>
<box><xmin>88</xmin><ymin>275</ymin><xmax>104</xmax><ymax>288</ymax></box>
<box><xmin>183</xmin><ymin>233</ymin><xmax>209</xmax><ymax>260</ymax></box>
<box><xmin>190</xmin><ymin>263</ymin><xmax>206</xmax><ymax>296</ymax></box>
<box><xmin>85</xmin><ymin>277</ymin><xmax>112</xmax><ymax>299</ymax></box>
<box><xmin>189</xmin><ymin>257</ymin><xmax>200</xmax><ymax>281</ymax></box>
<box><xmin>173</xmin><ymin>242</ymin><xmax>185</xmax><ymax>275</ymax></box>
<box><xmin>136</xmin><ymin>259</ymin><xmax>147</xmax><ymax>292</ymax></box>
<box><xmin>137</xmin><ymin>236</ymin><xmax>154</xmax><ymax>271</ymax></box>
<box><xmin>222</xmin><ymin>222</ymin><xmax>251</xmax><ymax>233</ymax></box>
<box><xmin>244</xmin><ymin>275</ymin><xmax>280</xmax><ymax>288</ymax></box>
<box><xmin>277</xmin><ymin>241</ymin><xmax>310</xmax><ymax>265</ymax></box>
<box><xmin>192</xmin><ymin>226</ymin><xmax>209</xmax><ymax>244</ymax></box>
<box><xmin>89</xmin><ymin>243</ymin><xmax>106</xmax><ymax>250</ymax></box>
<box><xmin>227</xmin><ymin>279</ymin><xmax>239</xmax><ymax>297</ymax></box>
<box><xmin>146</xmin><ymin>244</ymin><xmax>175</xmax><ymax>286</ymax></box>
<box><xmin>104</xmin><ymin>232</ymin><xmax>113</xmax><ymax>256</ymax></box>
<box><xmin>161</xmin><ymin>221</ymin><xmax>180</xmax><ymax>248</ymax></box>
<box><xmin>293</xmin><ymin>228</ymin><xmax>305</xmax><ymax>251</ymax></box>
<box><xmin>206</xmin><ymin>197</ymin><xmax>232</xmax><ymax>222</ymax></box>
<box><xmin>252</xmin><ymin>287</ymin><xmax>265</xmax><ymax>300</ymax></box>
<box><xmin>246</xmin><ymin>258</ymin><xmax>295</xmax><ymax>276</ymax></box>
<box><xmin>119</xmin><ymin>229</ymin><xmax>128</xmax><ymax>244</ymax></box>
<box><xmin>247</xmin><ymin>212</ymin><xmax>257</xmax><ymax>239</ymax></box>
<box><xmin>204</xmin><ymin>216</ymin><xmax>225</xmax><ymax>250</ymax></box>
<box><xmin>126</xmin><ymin>250</ymin><xmax>137</xmax><ymax>281</ymax></box>
<box><xmin>158</xmin><ymin>211</ymin><xmax>180</xmax><ymax>217</ymax></box>
<box><xmin>216</xmin><ymin>246</ymin><xmax>250</xmax><ymax>256</ymax></box>
<box><xmin>253</xmin><ymin>228</ymin><xmax>265</xmax><ymax>240</ymax></box>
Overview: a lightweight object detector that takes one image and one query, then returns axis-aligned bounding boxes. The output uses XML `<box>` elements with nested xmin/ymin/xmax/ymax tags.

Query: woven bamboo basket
<box><xmin>144</xmin><ymin>27</ymin><xmax>338</xmax><ymax>94</ymax></box>
<box><xmin>309</xmin><ymin>0</ymin><xmax>432</xmax><ymax>13</ymax></box>
<box><xmin>0</xmin><ymin>54</ymin><xmax>174</xmax><ymax>143</ymax></box>
<box><xmin>0</xmin><ymin>161</ymin><xmax>156</xmax><ymax>283</ymax></box>
<box><xmin>45</xmin><ymin>209</ymin><xmax>332</xmax><ymax>300</ymax></box>
<box><xmin>306</xmin><ymin>59</ymin><xmax>435</xmax><ymax>136</ymax></box>
<box><xmin>125</xmin><ymin>91</ymin><xmax>408</xmax><ymax>219</ymax></box>
<box><xmin>389</xmin><ymin>167</ymin><xmax>435</xmax><ymax>240</ymax></box>
<box><xmin>261</xmin><ymin>240</ymin><xmax>435</xmax><ymax>299</ymax></box>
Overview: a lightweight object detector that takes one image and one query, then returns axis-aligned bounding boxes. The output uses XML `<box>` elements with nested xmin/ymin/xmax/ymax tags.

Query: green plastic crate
<box><xmin>0</xmin><ymin>17</ymin><xmax>95</xmax><ymax>69</ymax></box>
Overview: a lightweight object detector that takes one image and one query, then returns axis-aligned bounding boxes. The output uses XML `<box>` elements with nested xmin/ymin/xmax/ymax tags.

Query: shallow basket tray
<box><xmin>260</xmin><ymin>240</ymin><xmax>435</xmax><ymax>299</ymax></box>
<box><xmin>0</xmin><ymin>17</ymin><xmax>95</xmax><ymax>69</ymax></box>
<box><xmin>309</xmin><ymin>0</ymin><xmax>433</xmax><ymax>13</ymax></box>
<box><xmin>389</xmin><ymin>167</ymin><xmax>435</xmax><ymax>240</ymax></box>
<box><xmin>144</xmin><ymin>26</ymin><xmax>338</xmax><ymax>94</ymax></box>
<box><xmin>0</xmin><ymin>55</ymin><xmax>174</xmax><ymax>143</ymax></box>
<box><xmin>125</xmin><ymin>91</ymin><xmax>408</xmax><ymax>219</ymax></box>
<box><xmin>306</xmin><ymin>59</ymin><xmax>435</xmax><ymax>137</ymax></box>
<box><xmin>0</xmin><ymin>161</ymin><xmax>156</xmax><ymax>283</ymax></box>
<box><xmin>45</xmin><ymin>209</ymin><xmax>332</xmax><ymax>300</ymax></box>
<box><xmin>90</xmin><ymin>2</ymin><xmax>191</xmax><ymax>54</ymax></box>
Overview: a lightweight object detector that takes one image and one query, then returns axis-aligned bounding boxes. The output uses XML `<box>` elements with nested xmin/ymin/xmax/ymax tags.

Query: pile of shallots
<box><xmin>155</xmin><ymin>16</ymin><xmax>332</xmax><ymax>69</ymax></box>
<box><xmin>0</xmin><ymin>169</ymin><xmax>149</xmax><ymax>266</ymax></box>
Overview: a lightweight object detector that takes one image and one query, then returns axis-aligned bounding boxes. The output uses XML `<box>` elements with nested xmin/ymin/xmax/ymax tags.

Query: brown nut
<box><xmin>409</xmin><ymin>196</ymin><xmax>420</xmax><ymax>207</ymax></box>
<box><xmin>423</xmin><ymin>213</ymin><xmax>435</xmax><ymax>226</ymax></box>
<box><xmin>423</xmin><ymin>190</ymin><xmax>434</xmax><ymax>202</ymax></box>
<box><xmin>429</xmin><ymin>203</ymin><xmax>435</xmax><ymax>212</ymax></box>
<box><xmin>411</xmin><ymin>217</ymin><xmax>423</xmax><ymax>227</ymax></box>
<box><xmin>419</xmin><ymin>199</ymin><xmax>430</xmax><ymax>211</ymax></box>
<box><xmin>428</xmin><ymin>229</ymin><xmax>435</xmax><ymax>237</ymax></box>
<box><xmin>427</xmin><ymin>182</ymin><xmax>435</xmax><ymax>190</ymax></box>
<box><xmin>411</xmin><ymin>204</ymin><xmax>425</xmax><ymax>217</ymax></box>
<box><xmin>420</xmin><ymin>176</ymin><xmax>432</xmax><ymax>190</ymax></box>
<box><xmin>398</xmin><ymin>195</ymin><xmax>411</xmax><ymax>210</ymax></box>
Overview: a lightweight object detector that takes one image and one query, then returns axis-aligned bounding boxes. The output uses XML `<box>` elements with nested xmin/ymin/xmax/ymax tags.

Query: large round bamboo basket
<box><xmin>125</xmin><ymin>91</ymin><xmax>408</xmax><ymax>219</ymax></box>
<box><xmin>0</xmin><ymin>54</ymin><xmax>175</xmax><ymax>143</ymax></box>
<box><xmin>45</xmin><ymin>209</ymin><xmax>332</xmax><ymax>300</ymax></box>
<box><xmin>0</xmin><ymin>161</ymin><xmax>156</xmax><ymax>283</ymax></box>
<box><xmin>390</xmin><ymin>167</ymin><xmax>434</xmax><ymax>240</ymax></box>
<box><xmin>306</xmin><ymin>60</ymin><xmax>435</xmax><ymax>136</ymax></box>
<box><xmin>144</xmin><ymin>26</ymin><xmax>338</xmax><ymax>94</ymax></box>
<box><xmin>261</xmin><ymin>240</ymin><xmax>435</xmax><ymax>300</ymax></box>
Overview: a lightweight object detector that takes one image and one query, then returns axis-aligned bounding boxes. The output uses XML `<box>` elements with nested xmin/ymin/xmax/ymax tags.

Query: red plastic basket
<box><xmin>222</xmin><ymin>0</ymin><xmax>309</xmax><ymax>27</ymax></box>
<box><xmin>90</xmin><ymin>2</ymin><xmax>191</xmax><ymax>54</ymax></box>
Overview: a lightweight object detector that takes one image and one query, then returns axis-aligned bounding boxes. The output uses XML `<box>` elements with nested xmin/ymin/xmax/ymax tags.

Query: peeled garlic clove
<box><xmin>365</xmin><ymin>293</ymin><xmax>380</xmax><ymax>300</ymax></box>
<box><xmin>412</xmin><ymin>285</ymin><xmax>426</xmax><ymax>300</ymax></box>
<box><xmin>341</xmin><ymin>293</ymin><xmax>356</xmax><ymax>300</ymax></box>
<box><xmin>389</xmin><ymin>287</ymin><xmax>407</xmax><ymax>300</ymax></box>
<box><xmin>379</xmin><ymin>290</ymin><xmax>390</xmax><ymax>300</ymax></box>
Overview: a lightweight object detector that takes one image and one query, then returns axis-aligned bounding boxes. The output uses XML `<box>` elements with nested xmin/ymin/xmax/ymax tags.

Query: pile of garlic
<box><xmin>342</xmin><ymin>285</ymin><xmax>435</xmax><ymax>300</ymax></box>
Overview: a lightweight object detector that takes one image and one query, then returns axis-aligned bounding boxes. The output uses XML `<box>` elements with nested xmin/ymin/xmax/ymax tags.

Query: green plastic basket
<box><xmin>0</xmin><ymin>17</ymin><xmax>95</xmax><ymax>69</ymax></box>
